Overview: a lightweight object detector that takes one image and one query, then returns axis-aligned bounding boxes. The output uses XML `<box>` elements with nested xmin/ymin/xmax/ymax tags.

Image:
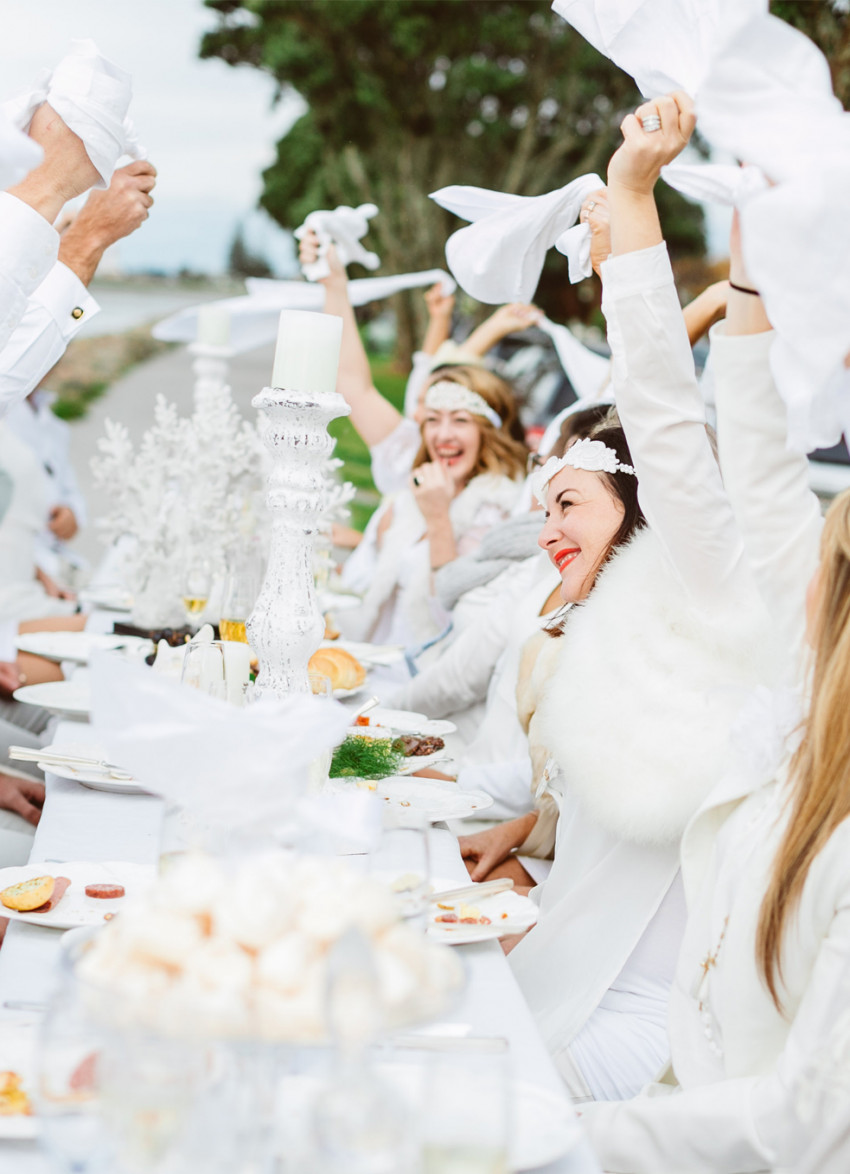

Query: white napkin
<box><xmin>661</xmin><ymin>161</ymin><xmax>768</xmax><ymax>207</ymax></box>
<box><xmin>91</xmin><ymin>653</ymin><xmax>352</xmax><ymax>842</ymax></box>
<box><xmin>0</xmin><ymin>106</ymin><xmax>43</xmax><ymax>190</ymax></box>
<box><xmin>550</xmin><ymin>0</ymin><xmax>767</xmax><ymax>97</ymax></box>
<box><xmin>431</xmin><ymin>173</ymin><xmax>604</xmax><ymax>303</ymax></box>
<box><xmin>295</xmin><ymin>203</ymin><xmax>380</xmax><ymax>281</ymax></box>
<box><xmin>4</xmin><ymin>38</ymin><xmax>145</xmax><ymax>188</ymax></box>
<box><xmin>152</xmin><ymin>270</ymin><xmax>457</xmax><ymax>352</ymax></box>
<box><xmin>538</xmin><ymin>317</ymin><xmax>611</xmax><ymax>401</ymax></box>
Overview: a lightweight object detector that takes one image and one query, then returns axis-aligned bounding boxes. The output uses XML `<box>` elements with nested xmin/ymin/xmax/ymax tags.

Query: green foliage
<box><xmin>330</xmin><ymin>733</ymin><xmax>403</xmax><ymax>779</ymax></box>
<box><xmin>52</xmin><ymin>380</ymin><xmax>108</xmax><ymax>420</ymax></box>
<box><xmin>200</xmin><ymin>0</ymin><xmax>706</xmax><ymax>359</ymax></box>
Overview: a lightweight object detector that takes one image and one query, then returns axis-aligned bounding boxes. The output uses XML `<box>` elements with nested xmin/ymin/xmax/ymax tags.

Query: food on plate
<box><xmin>308</xmin><ymin>647</ymin><xmax>365</xmax><ymax>692</ymax></box>
<box><xmin>392</xmin><ymin>734</ymin><xmax>445</xmax><ymax>758</ymax></box>
<box><xmin>434</xmin><ymin>902</ymin><xmax>492</xmax><ymax>926</ymax></box>
<box><xmin>330</xmin><ymin>733</ymin><xmax>403</xmax><ymax>779</ymax></box>
<box><xmin>354</xmin><ymin>715</ymin><xmax>372</xmax><ymax>727</ymax></box>
<box><xmin>33</xmin><ymin>876</ymin><xmax>72</xmax><ymax>912</ymax></box>
<box><xmin>85</xmin><ymin>883</ymin><xmax>125</xmax><ymax>900</ymax></box>
<box><xmin>1</xmin><ymin>874</ymin><xmax>57</xmax><ymax>912</ymax></box>
<box><xmin>0</xmin><ymin>1071</ymin><xmax>31</xmax><ymax>1116</ymax></box>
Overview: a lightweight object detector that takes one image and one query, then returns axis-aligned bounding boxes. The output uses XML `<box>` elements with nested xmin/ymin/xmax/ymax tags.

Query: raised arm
<box><xmin>298</xmin><ymin>229</ymin><xmax>400</xmax><ymax>447</ymax></box>
<box><xmin>601</xmin><ymin>93</ymin><xmax>749</xmax><ymax>613</ymax></box>
<box><xmin>712</xmin><ymin>213</ymin><xmax>823</xmax><ymax>658</ymax></box>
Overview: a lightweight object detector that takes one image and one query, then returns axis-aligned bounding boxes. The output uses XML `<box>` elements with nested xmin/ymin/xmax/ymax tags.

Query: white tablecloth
<box><xmin>0</xmin><ymin>721</ymin><xmax>601</xmax><ymax>1174</ymax></box>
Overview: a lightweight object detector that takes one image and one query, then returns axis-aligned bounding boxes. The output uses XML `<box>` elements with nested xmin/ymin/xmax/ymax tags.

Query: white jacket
<box><xmin>509</xmin><ymin>245</ymin><xmax>781</xmax><ymax>1093</ymax></box>
<box><xmin>582</xmin><ymin>327</ymin><xmax>832</xmax><ymax>1171</ymax></box>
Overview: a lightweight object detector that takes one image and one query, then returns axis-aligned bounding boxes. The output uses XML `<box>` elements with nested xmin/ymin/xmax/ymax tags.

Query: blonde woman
<box><xmin>299</xmin><ymin>229</ymin><xmax>527</xmax><ymax>650</ymax></box>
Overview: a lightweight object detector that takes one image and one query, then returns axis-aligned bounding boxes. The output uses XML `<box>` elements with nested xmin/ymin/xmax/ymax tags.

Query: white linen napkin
<box><xmin>91</xmin><ymin>652</ymin><xmax>352</xmax><ymax>844</ymax></box>
<box><xmin>431</xmin><ymin>174</ymin><xmax>604</xmax><ymax>302</ymax></box>
<box><xmin>294</xmin><ymin>203</ymin><xmax>380</xmax><ymax>281</ymax></box>
<box><xmin>4</xmin><ymin>38</ymin><xmax>145</xmax><ymax>188</ymax></box>
<box><xmin>537</xmin><ymin>317</ymin><xmax>611</xmax><ymax>401</ymax></box>
<box><xmin>550</xmin><ymin>0</ymin><xmax>767</xmax><ymax>98</ymax></box>
<box><xmin>152</xmin><ymin>270</ymin><xmax>457</xmax><ymax>351</ymax></box>
<box><xmin>661</xmin><ymin>161</ymin><xmax>768</xmax><ymax>206</ymax></box>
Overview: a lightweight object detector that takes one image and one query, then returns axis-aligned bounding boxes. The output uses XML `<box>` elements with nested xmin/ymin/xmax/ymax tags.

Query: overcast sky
<box><xmin>2</xmin><ymin>0</ymin><xmax>305</xmax><ymax>275</ymax></box>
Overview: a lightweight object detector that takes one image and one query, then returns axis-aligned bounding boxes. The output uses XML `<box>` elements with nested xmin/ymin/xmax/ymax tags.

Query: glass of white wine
<box><xmin>180</xmin><ymin>640</ymin><xmax>227</xmax><ymax>701</ymax></box>
<box><xmin>421</xmin><ymin>1041</ymin><xmax>511</xmax><ymax>1174</ymax></box>
<box><xmin>182</xmin><ymin>559</ymin><xmax>212</xmax><ymax>625</ymax></box>
<box><xmin>219</xmin><ymin>571</ymin><xmax>259</xmax><ymax>644</ymax></box>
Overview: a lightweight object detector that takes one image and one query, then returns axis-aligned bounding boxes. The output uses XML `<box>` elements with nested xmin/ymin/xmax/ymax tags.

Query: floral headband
<box><xmin>424</xmin><ymin>380</ymin><xmax>503</xmax><ymax>429</ymax></box>
<box><xmin>532</xmin><ymin>438</ymin><xmax>636</xmax><ymax>507</ymax></box>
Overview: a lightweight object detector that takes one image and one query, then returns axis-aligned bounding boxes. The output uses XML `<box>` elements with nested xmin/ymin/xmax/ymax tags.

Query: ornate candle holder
<box><xmin>189</xmin><ymin>343</ymin><xmax>232</xmax><ymax>408</ymax></box>
<box><xmin>246</xmin><ymin>311</ymin><xmax>346</xmax><ymax>699</ymax></box>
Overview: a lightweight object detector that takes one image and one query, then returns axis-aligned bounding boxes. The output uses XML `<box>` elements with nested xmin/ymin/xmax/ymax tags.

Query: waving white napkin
<box><xmin>153</xmin><ymin>270</ymin><xmax>457</xmax><ymax>352</ymax></box>
<box><xmin>431</xmin><ymin>173</ymin><xmax>603</xmax><ymax>302</ymax></box>
<box><xmin>661</xmin><ymin>160</ymin><xmax>768</xmax><ymax>206</ymax></box>
<box><xmin>538</xmin><ymin>317</ymin><xmax>611</xmax><ymax>401</ymax></box>
<box><xmin>91</xmin><ymin>652</ymin><xmax>352</xmax><ymax>842</ymax></box>
<box><xmin>0</xmin><ymin>106</ymin><xmax>43</xmax><ymax>191</ymax></box>
<box><xmin>295</xmin><ymin>203</ymin><xmax>380</xmax><ymax>281</ymax></box>
<box><xmin>4</xmin><ymin>38</ymin><xmax>144</xmax><ymax>188</ymax></box>
<box><xmin>550</xmin><ymin>0</ymin><xmax>766</xmax><ymax>98</ymax></box>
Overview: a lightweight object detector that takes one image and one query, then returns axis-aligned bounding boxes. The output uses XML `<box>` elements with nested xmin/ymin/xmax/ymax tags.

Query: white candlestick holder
<box><xmin>246</xmin><ymin>384</ymin><xmax>349</xmax><ymax>699</ymax></box>
<box><xmin>189</xmin><ymin>343</ymin><xmax>233</xmax><ymax>407</ymax></box>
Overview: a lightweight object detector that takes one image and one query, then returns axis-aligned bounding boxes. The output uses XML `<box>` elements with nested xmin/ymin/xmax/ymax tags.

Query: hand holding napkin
<box><xmin>5</xmin><ymin>39</ymin><xmax>145</xmax><ymax>188</ymax></box>
<box><xmin>295</xmin><ymin>203</ymin><xmax>380</xmax><ymax>281</ymax></box>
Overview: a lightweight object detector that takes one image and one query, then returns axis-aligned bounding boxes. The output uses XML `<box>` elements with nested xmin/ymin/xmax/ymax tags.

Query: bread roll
<box><xmin>1</xmin><ymin>875</ymin><xmax>55</xmax><ymax>912</ymax></box>
<box><xmin>308</xmin><ymin>647</ymin><xmax>366</xmax><ymax>692</ymax></box>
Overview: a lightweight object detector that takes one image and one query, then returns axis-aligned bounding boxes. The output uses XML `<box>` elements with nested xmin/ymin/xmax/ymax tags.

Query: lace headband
<box><xmin>424</xmin><ymin>380</ymin><xmax>503</xmax><ymax>429</ymax></box>
<box><xmin>532</xmin><ymin>438</ymin><xmax>636</xmax><ymax>507</ymax></box>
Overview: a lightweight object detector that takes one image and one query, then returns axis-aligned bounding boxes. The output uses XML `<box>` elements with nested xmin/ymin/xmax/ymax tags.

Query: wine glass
<box><xmin>421</xmin><ymin>1040</ymin><xmax>511</xmax><ymax>1174</ymax></box>
<box><xmin>181</xmin><ymin>559</ymin><xmax>212</xmax><ymax>625</ymax></box>
<box><xmin>180</xmin><ymin>640</ymin><xmax>227</xmax><ymax>701</ymax></box>
<box><xmin>375</xmin><ymin>809</ymin><xmax>431</xmax><ymax>931</ymax></box>
<box><xmin>219</xmin><ymin>571</ymin><xmax>259</xmax><ymax>645</ymax></box>
<box><xmin>36</xmin><ymin>977</ymin><xmax>110</xmax><ymax>1173</ymax></box>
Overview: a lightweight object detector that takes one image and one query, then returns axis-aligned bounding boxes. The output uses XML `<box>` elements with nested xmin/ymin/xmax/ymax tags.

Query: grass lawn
<box><xmin>329</xmin><ymin>351</ymin><xmax>409</xmax><ymax>532</ymax></box>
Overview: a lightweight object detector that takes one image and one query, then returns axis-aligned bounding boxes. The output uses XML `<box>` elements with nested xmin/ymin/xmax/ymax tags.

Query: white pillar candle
<box><xmin>271</xmin><ymin>309</ymin><xmax>342</xmax><ymax>393</ymax></box>
<box><xmin>196</xmin><ymin>304</ymin><xmax>231</xmax><ymax>348</ymax></box>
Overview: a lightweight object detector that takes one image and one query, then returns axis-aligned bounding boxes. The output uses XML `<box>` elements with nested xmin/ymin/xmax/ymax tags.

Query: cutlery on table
<box><xmin>427</xmin><ymin>877</ymin><xmax>515</xmax><ymax>905</ymax></box>
<box><xmin>9</xmin><ymin>747</ymin><xmax>134</xmax><ymax>781</ymax></box>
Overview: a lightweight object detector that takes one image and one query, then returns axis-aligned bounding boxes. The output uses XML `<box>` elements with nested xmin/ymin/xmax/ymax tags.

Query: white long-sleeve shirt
<box><xmin>0</xmin><ymin>192</ymin><xmax>60</xmax><ymax>353</ymax></box>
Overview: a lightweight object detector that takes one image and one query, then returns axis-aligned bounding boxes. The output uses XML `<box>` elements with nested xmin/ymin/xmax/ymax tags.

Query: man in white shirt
<box><xmin>0</xmin><ymin>157</ymin><xmax>156</xmax><ymax>418</ymax></box>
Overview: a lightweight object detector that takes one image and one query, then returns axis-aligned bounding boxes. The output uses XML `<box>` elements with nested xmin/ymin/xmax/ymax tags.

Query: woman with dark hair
<box><xmin>459</xmin><ymin>92</ymin><xmax>781</xmax><ymax>1103</ymax></box>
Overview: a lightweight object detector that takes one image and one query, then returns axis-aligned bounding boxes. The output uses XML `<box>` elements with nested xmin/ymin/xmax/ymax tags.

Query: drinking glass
<box><xmin>421</xmin><ymin>1041</ymin><xmax>511</xmax><ymax>1174</ymax></box>
<box><xmin>375</xmin><ymin>810</ymin><xmax>431</xmax><ymax>931</ymax></box>
<box><xmin>219</xmin><ymin>571</ymin><xmax>259</xmax><ymax>645</ymax></box>
<box><xmin>36</xmin><ymin>979</ymin><xmax>110</xmax><ymax>1174</ymax></box>
<box><xmin>180</xmin><ymin>640</ymin><xmax>227</xmax><ymax>701</ymax></box>
<box><xmin>308</xmin><ymin>672</ymin><xmax>333</xmax><ymax>791</ymax></box>
<box><xmin>181</xmin><ymin>559</ymin><xmax>212</xmax><ymax>624</ymax></box>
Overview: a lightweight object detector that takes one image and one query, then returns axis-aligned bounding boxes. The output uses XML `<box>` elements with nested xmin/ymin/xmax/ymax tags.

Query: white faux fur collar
<box><xmin>533</xmin><ymin>527</ymin><xmax>781</xmax><ymax>846</ymax></box>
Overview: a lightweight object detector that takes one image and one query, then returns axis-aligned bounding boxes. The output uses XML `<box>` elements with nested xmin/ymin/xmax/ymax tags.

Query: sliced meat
<box><xmin>30</xmin><ymin>876</ymin><xmax>71</xmax><ymax>913</ymax></box>
<box><xmin>84</xmin><ymin>883</ymin><xmax>125</xmax><ymax>900</ymax></box>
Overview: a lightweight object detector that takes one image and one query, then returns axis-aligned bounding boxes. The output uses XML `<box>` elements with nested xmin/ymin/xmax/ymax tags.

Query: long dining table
<box><xmin>0</xmin><ymin>702</ymin><xmax>602</xmax><ymax>1173</ymax></box>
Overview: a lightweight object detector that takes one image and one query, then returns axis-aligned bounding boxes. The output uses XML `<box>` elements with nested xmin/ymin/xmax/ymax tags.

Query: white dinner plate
<box><xmin>425</xmin><ymin>878</ymin><xmax>539</xmax><ymax>945</ymax></box>
<box><xmin>360</xmin><ymin>707</ymin><xmax>457</xmax><ymax>737</ymax></box>
<box><xmin>274</xmin><ymin>1069</ymin><xmax>579</xmax><ymax>1171</ymax></box>
<box><xmin>38</xmin><ymin>760</ymin><xmax>146</xmax><ymax>795</ymax></box>
<box><xmin>0</xmin><ymin>1019</ymin><xmax>38</xmax><ymax>1139</ymax></box>
<box><xmin>13</xmin><ymin>681</ymin><xmax>91</xmax><ymax>718</ymax></box>
<box><xmin>332</xmin><ymin>683</ymin><xmax>367</xmax><ymax>700</ymax></box>
<box><xmin>327</xmin><ymin>777</ymin><xmax>492</xmax><ymax>822</ymax></box>
<box><xmin>348</xmin><ymin>727</ymin><xmax>449</xmax><ymax>774</ymax></box>
<box><xmin>77</xmin><ymin>586</ymin><xmax>134</xmax><ymax>612</ymax></box>
<box><xmin>15</xmin><ymin>631</ymin><xmax>152</xmax><ymax>665</ymax></box>
<box><xmin>0</xmin><ymin>861</ymin><xmax>154</xmax><ymax>929</ymax></box>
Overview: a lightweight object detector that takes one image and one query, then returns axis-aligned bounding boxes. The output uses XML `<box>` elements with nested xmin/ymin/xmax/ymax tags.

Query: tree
<box><xmin>771</xmin><ymin>1</ymin><xmax>850</xmax><ymax>108</ymax></box>
<box><xmin>228</xmin><ymin>224</ymin><xmax>273</xmax><ymax>278</ymax></box>
<box><xmin>200</xmin><ymin>0</ymin><xmax>705</xmax><ymax>361</ymax></box>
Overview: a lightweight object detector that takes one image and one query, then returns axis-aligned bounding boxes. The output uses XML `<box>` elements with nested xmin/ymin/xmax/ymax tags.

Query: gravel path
<box><xmin>66</xmin><ymin>341</ymin><xmax>276</xmax><ymax>566</ymax></box>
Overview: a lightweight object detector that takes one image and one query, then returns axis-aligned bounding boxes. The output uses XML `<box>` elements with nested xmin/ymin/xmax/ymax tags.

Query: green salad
<box><xmin>330</xmin><ymin>734</ymin><xmax>404</xmax><ymax>779</ymax></box>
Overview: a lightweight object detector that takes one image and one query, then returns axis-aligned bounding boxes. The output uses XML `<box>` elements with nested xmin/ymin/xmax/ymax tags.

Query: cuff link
<box><xmin>71</xmin><ymin>306</ymin><xmax>84</xmax><ymax>320</ymax></box>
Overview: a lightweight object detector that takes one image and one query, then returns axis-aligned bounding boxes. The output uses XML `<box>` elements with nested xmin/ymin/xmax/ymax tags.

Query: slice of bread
<box><xmin>1</xmin><ymin>875</ymin><xmax>55</xmax><ymax>912</ymax></box>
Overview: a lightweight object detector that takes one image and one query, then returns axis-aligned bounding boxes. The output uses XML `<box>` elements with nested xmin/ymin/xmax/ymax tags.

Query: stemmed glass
<box><xmin>181</xmin><ymin>559</ymin><xmax>212</xmax><ymax>625</ymax></box>
<box><xmin>219</xmin><ymin>571</ymin><xmax>259</xmax><ymax>644</ymax></box>
<box><xmin>35</xmin><ymin>973</ymin><xmax>110</xmax><ymax>1173</ymax></box>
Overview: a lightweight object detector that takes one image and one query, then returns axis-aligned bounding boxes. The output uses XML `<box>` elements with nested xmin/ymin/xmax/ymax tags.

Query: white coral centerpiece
<box><xmin>91</xmin><ymin>382</ymin><xmax>262</xmax><ymax>627</ymax></box>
